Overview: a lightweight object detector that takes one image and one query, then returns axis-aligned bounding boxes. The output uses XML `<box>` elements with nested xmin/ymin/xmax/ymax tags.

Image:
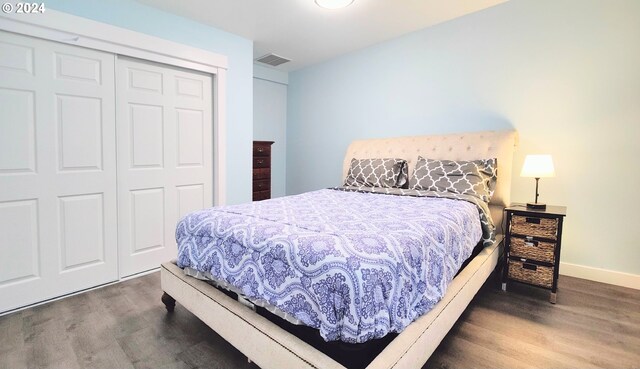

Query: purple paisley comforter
<box><xmin>176</xmin><ymin>188</ymin><xmax>483</xmax><ymax>343</ymax></box>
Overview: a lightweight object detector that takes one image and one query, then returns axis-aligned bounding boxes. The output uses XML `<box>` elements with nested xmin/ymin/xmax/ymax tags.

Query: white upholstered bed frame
<box><xmin>161</xmin><ymin>130</ymin><xmax>518</xmax><ymax>369</ymax></box>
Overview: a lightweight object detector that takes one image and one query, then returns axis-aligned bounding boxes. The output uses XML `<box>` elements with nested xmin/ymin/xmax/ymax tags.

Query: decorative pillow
<box><xmin>344</xmin><ymin>158</ymin><xmax>408</xmax><ymax>188</ymax></box>
<box><xmin>409</xmin><ymin>156</ymin><xmax>497</xmax><ymax>202</ymax></box>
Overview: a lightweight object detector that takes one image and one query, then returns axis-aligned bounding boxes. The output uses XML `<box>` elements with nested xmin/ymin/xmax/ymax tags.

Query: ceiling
<box><xmin>134</xmin><ymin>0</ymin><xmax>508</xmax><ymax>72</ymax></box>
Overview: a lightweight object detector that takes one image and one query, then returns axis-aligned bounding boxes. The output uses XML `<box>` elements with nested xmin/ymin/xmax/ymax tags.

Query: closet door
<box><xmin>116</xmin><ymin>57</ymin><xmax>213</xmax><ymax>277</ymax></box>
<box><xmin>0</xmin><ymin>31</ymin><xmax>118</xmax><ymax>312</ymax></box>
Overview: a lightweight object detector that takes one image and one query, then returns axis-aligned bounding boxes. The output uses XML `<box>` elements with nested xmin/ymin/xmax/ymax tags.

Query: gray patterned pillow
<box><xmin>344</xmin><ymin>158</ymin><xmax>408</xmax><ymax>188</ymax></box>
<box><xmin>409</xmin><ymin>156</ymin><xmax>497</xmax><ymax>202</ymax></box>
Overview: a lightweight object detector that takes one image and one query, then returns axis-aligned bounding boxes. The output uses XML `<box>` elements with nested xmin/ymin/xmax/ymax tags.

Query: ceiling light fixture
<box><xmin>315</xmin><ymin>0</ymin><xmax>354</xmax><ymax>10</ymax></box>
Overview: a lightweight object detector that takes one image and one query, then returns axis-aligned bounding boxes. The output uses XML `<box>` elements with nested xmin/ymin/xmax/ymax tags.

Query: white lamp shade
<box><xmin>315</xmin><ymin>0</ymin><xmax>354</xmax><ymax>9</ymax></box>
<box><xmin>520</xmin><ymin>155</ymin><xmax>555</xmax><ymax>178</ymax></box>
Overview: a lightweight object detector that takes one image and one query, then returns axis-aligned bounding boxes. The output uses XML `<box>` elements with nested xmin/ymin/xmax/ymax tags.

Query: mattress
<box><xmin>176</xmin><ymin>188</ymin><xmax>486</xmax><ymax>343</ymax></box>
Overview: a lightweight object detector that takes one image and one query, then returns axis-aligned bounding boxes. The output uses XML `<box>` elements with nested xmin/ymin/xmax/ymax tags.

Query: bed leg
<box><xmin>161</xmin><ymin>292</ymin><xmax>176</xmax><ymax>312</ymax></box>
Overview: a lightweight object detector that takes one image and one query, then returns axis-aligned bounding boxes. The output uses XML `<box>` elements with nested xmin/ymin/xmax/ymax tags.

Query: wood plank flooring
<box><xmin>1</xmin><ymin>272</ymin><xmax>638</xmax><ymax>369</ymax></box>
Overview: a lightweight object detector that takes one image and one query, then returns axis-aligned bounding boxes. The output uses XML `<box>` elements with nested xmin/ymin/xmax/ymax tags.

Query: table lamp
<box><xmin>520</xmin><ymin>154</ymin><xmax>555</xmax><ymax>210</ymax></box>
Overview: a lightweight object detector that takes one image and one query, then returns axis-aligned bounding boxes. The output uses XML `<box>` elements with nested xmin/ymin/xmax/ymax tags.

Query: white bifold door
<box><xmin>116</xmin><ymin>57</ymin><xmax>212</xmax><ymax>277</ymax></box>
<box><xmin>0</xmin><ymin>31</ymin><xmax>118</xmax><ymax>312</ymax></box>
<box><xmin>0</xmin><ymin>31</ymin><xmax>213</xmax><ymax>312</ymax></box>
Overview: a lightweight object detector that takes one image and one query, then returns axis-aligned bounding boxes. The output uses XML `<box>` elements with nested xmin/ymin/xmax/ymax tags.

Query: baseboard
<box><xmin>0</xmin><ymin>268</ymin><xmax>160</xmax><ymax>317</ymax></box>
<box><xmin>559</xmin><ymin>262</ymin><xmax>639</xmax><ymax>290</ymax></box>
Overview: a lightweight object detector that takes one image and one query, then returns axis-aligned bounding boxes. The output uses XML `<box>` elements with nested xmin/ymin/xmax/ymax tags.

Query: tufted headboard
<box><xmin>342</xmin><ymin>130</ymin><xmax>518</xmax><ymax>232</ymax></box>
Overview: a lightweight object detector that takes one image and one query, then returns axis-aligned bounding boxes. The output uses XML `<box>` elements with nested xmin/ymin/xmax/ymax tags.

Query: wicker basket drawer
<box><xmin>510</xmin><ymin>237</ymin><xmax>555</xmax><ymax>263</ymax></box>
<box><xmin>508</xmin><ymin>259</ymin><xmax>553</xmax><ymax>288</ymax></box>
<box><xmin>511</xmin><ymin>215</ymin><xmax>557</xmax><ymax>240</ymax></box>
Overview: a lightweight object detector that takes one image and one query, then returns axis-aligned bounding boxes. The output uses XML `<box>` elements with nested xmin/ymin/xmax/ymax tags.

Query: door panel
<box><xmin>58</xmin><ymin>193</ymin><xmax>105</xmax><ymax>271</ymax></box>
<box><xmin>0</xmin><ymin>31</ymin><xmax>118</xmax><ymax>313</ymax></box>
<box><xmin>0</xmin><ymin>199</ymin><xmax>39</xmax><ymax>285</ymax></box>
<box><xmin>57</xmin><ymin>95</ymin><xmax>104</xmax><ymax>171</ymax></box>
<box><xmin>130</xmin><ymin>188</ymin><xmax>165</xmax><ymax>254</ymax></box>
<box><xmin>0</xmin><ymin>41</ymin><xmax>34</xmax><ymax>74</ymax></box>
<box><xmin>54</xmin><ymin>52</ymin><xmax>102</xmax><ymax>84</ymax></box>
<box><xmin>116</xmin><ymin>56</ymin><xmax>212</xmax><ymax>277</ymax></box>
<box><xmin>176</xmin><ymin>109</ymin><xmax>205</xmax><ymax>167</ymax></box>
<box><xmin>177</xmin><ymin>184</ymin><xmax>205</xmax><ymax>220</ymax></box>
<box><xmin>129</xmin><ymin>103</ymin><xmax>164</xmax><ymax>168</ymax></box>
<box><xmin>0</xmin><ymin>88</ymin><xmax>36</xmax><ymax>173</ymax></box>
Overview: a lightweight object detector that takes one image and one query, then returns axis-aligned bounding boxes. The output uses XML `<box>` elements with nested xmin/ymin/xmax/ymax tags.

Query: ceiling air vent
<box><xmin>256</xmin><ymin>53</ymin><xmax>291</xmax><ymax>67</ymax></box>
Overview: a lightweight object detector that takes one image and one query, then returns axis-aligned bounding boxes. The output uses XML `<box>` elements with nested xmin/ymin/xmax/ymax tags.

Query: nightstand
<box><xmin>501</xmin><ymin>204</ymin><xmax>567</xmax><ymax>303</ymax></box>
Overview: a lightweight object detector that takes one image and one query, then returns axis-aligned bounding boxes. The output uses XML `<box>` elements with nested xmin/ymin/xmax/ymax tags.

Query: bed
<box><xmin>160</xmin><ymin>130</ymin><xmax>518</xmax><ymax>369</ymax></box>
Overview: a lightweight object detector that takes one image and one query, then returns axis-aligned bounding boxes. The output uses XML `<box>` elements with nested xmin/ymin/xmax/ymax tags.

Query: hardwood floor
<box><xmin>426</xmin><ymin>278</ymin><xmax>640</xmax><ymax>369</ymax></box>
<box><xmin>1</xmin><ymin>272</ymin><xmax>638</xmax><ymax>369</ymax></box>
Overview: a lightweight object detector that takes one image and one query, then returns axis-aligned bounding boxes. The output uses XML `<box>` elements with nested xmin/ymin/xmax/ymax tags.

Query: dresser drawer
<box><xmin>253</xmin><ymin>144</ymin><xmax>271</xmax><ymax>157</ymax></box>
<box><xmin>253</xmin><ymin>157</ymin><xmax>269</xmax><ymax>168</ymax></box>
<box><xmin>253</xmin><ymin>190</ymin><xmax>270</xmax><ymax>201</ymax></box>
<box><xmin>511</xmin><ymin>215</ymin><xmax>557</xmax><ymax>240</ymax></box>
<box><xmin>508</xmin><ymin>258</ymin><xmax>553</xmax><ymax>288</ymax></box>
<box><xmin>253</xmin><ymin>168</ymin><xmax>270</xmax><ymax>180</ymax></box>
<box><xmin>510</xmin><ymin>236</ymin><xmax>555</xmax><ymax>263</ymax></box>
<box><xmin>253</xmin><ymin>179</ymin><xmax>270</xmax><ymax>192</ymax></box>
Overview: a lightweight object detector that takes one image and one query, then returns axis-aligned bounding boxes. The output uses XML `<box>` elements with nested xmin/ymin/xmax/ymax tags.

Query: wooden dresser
<box><xmin>252</xmin><ymin>141</ymin><xmax>274</xmax><ymax>201</ymax></box>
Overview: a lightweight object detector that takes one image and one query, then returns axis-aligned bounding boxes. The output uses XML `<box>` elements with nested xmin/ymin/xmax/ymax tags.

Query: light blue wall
<box><xmin>254</xmin><ymin>64</ymin><xmax>289</xmax><ymax>85</ymax></box>
<box><xmin>253</xmin><ymin>65</ymin><xmax>288</xmax><ymax>198</ymax></box>
<box><xmin>46</xmin><ymin>0</ymin><xmax>254</xmax><ymax>205</ymax></box>
<box><xmin>287</xmin><ymin>0</ymin><xmax>640</xmax><ymax>276</ymax></box>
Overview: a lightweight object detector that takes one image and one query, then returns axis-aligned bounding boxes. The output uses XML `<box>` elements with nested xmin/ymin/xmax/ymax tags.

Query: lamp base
<box><xmin>526</xmin><ymin>202</ymin><xmax>547</xmax><ymax>210</ymax></box>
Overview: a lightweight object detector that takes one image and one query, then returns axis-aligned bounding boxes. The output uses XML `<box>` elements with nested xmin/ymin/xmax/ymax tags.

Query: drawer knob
<box><xmin>525</xmin><ymin>217</ymin><xmax>541</xmax><ymax>224</ymax></box>
<box><xmin>257</xmin><ymin>160</ymin><xmax>264</xmax><ymax>164</ymax></box>
<box><xmin>524</xmin><ymin>240</ymin><xmax>538</xmax><ymax>247</ymax></box>
<box><xmin>258</xmin><ymin>148</ymin><xmax>264</xmax><ymax>153</ymax></box>
<box><xmin>522</xmin><ymin>262</ymin><xmax>538</xmax><ymax>271</ymax></box>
